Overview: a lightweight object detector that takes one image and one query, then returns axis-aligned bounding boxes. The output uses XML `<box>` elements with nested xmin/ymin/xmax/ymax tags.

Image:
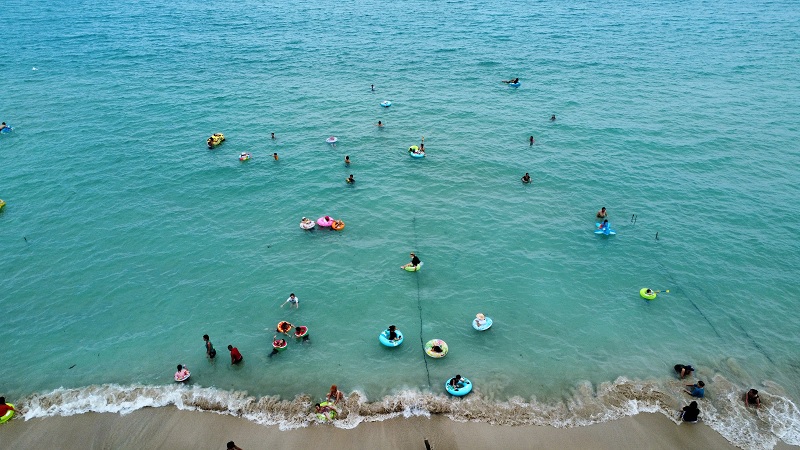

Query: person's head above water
<box><xmin>177</xmin><ymin>364</ymin><xmax>183</xmax><ymax>370</ymax></box>
<box><xmin>389</xmin><ymin>325</ymin><xmax>396</xmax><ymax>331</ymax></box>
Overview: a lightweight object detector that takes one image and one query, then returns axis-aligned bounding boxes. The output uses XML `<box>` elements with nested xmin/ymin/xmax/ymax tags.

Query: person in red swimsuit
<box><xmin>0</xmin><ymin>397</ymin><xmax>15</xmax><ymax>416</ymax></box>
<box><xmin>227</xmin><ymin>345</ymin><xmax>243</xmax><ymax>365</ymax></box>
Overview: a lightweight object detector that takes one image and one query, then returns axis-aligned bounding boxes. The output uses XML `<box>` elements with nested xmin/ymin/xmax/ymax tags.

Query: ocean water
<box><xmin>2</xmin><ymin>0</ymin><xmax>800</xmax><ymax>447</ymax></box>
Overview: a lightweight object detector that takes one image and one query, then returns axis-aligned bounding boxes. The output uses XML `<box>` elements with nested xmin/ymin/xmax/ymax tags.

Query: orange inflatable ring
<box><xmin>277</xmin><ymin>321</ymin><xmax>293</xmax><ymax>333</ymax></box>
<box><xmin>331</xmin><ymin>220</ymin><xmax>345</xmax><ymax>231</ymax></box>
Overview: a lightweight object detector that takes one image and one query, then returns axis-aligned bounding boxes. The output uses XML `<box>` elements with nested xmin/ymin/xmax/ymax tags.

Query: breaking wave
<box><xmin>15</xmin><ymin>375</ymin><xmax>800</xmax><ymax>450</ymax></box>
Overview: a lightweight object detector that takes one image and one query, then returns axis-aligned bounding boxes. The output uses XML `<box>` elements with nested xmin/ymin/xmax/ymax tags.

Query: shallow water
<box><xmin>2</xmin><ymin>0</ymin><xmax>800</xmax><ymax>448</ymax></box>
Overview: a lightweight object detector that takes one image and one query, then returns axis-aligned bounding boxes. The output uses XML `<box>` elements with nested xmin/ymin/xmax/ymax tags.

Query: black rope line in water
<box><xmin>413</xmin><ymin>216</ymin><xmax>431</xmax><ymax>387</ymax></box>
<box><xmin>692</xmin><ymin>283</ymin><xmax>777</xmax><ymax>365</ymax></box>
<box><xmin>654</xmin><ymin>259</ymin><xmax>722</xmax><ymax>339</ymax></box>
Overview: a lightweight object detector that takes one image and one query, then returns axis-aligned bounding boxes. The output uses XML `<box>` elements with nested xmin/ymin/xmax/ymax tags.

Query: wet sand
<box><xmin>3</xmin><ymin>407</ymin><xmax>784</xmax><ymax>450</ymax></box>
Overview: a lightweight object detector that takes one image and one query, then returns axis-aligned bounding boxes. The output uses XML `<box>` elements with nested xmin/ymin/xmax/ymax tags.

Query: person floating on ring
<box><xmin>401</xmin><ymin>252</ymin><xmax>421</xmax><ymax>270</ymax></box>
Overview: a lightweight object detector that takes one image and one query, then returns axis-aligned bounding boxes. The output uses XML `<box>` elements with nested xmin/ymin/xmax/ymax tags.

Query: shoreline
<box><xmin>6</xmin><ymin>407</ymin><xmax>792</xmax><ymax>450</ymax></box>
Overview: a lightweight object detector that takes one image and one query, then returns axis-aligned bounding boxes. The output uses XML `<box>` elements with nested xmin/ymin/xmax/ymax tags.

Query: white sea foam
<box><xmin>15</xmin><ymin>376</ymin><xmax>800</xmax><ymax>449</ymax></box>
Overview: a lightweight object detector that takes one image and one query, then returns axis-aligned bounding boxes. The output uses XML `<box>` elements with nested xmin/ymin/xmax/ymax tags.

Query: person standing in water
<box><xmin>596</xmin><ymin>207</ymin><xmax>607</xmax><ymax>218</ymax></box>
<box><xmin>377</xmin><ymin>120</ymin><xmax>383</xmax><ymax>127</ymax></box>
<box><xmin>529</xmin><ymin>136</ymin><xmax>534</xmax><ymax>146</ymax></box>
<box><xmin>271</xmin><ymin>132</ymin><xmax>275</xmax><ymax>139</ymax></box>
<box><xmin>228</xmin><ymin>345</ymin><xmax>243</xmax><ymax>365</ymax></box>
<box><xmin>371</xmin><ymin>84</ymin><xmax>375</xmax><ymax>91</ymax></box>
<box><xmin>346</xmin><ymin>174</ymin><xmax>355</xmax><ymax>184</ymax></box>
<box><xmin>344</xmin><ymin>155</ymin><xmax>350</xmax><ymax>165</ymax></box>
<box><xmin>550</xmin><ymin>114</ymin><xmax>556</xmax><ymax>121</ymax></box>
<box><xmin>203</xmin><ymin>334</ymin><xmax>216</xmax><ymax>359</ymax></box>
<box><xmin>273</xmin><ymin>153</ymin><xmax>279</xmax><ymax>160</ymax></box>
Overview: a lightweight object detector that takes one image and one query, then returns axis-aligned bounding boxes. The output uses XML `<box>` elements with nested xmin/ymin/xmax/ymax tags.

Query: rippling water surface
<box><xmin>2</xmin><ymin>0</ymin><xmax>800</xmax><ymax>447</ymax></box>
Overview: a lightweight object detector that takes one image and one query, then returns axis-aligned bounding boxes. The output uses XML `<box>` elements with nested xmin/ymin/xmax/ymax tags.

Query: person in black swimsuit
<box><xmin>402</xmin><ymin>253</ymin><xmax>421</xmax><ymax>270</ymax></box>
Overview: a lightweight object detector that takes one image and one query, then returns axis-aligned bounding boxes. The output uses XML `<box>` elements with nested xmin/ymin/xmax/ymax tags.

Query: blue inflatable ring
<box><xmin>379</xmin><ymin>329</ymin><xmax>404</xmax><ymax>347</ymax></box>
<box><xmin>472</xmin><ymin>317</ymin><xmax>493</xmax><ymax>331</ymax></box>
<box><xmin>508</xmin><ymin>82</ymin><xmax>520</xmax><ymax>88</ymax></box>
<box><xmin>381</xmin><ymin>101</ymin><xmax>392</xmax><ymax>107</ymax></box>
<box><xmin>445</xmin><ymin>378</ymin><xmax>473</xmax><ymax>396</ymax></box>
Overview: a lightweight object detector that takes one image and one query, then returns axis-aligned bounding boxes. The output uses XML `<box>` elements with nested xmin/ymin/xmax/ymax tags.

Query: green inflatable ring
<box><xmin>403</xmin><ymin>262</ymin><xmax>423</xmax><ymax>272</ymax></box>
<box><xmin>315</xmin><ymin>401</ymin><xmax>337</xmax><ymax>421</ymax></box>
<box><xmin>0</xmin><ymin>404</ymin><xmax>15</xmax><ymax>424</ymax></box>
<box><xmin>640</xmin><ymin>288</ymin><xmax>657</xmax><ymax>300</ymax></box>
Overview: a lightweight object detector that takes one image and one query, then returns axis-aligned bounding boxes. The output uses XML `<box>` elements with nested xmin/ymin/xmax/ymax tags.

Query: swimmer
<box><xmin>596</xmin><ymin>207</ymin><xmax>607</xmax><ymax>218</ymax></box>
<box><xmin>273</xmin><ymin>152</ymin><xmax>279</xmax><ymax>160</ymax></box>
<box><xmin>744</xmin><ymin>389</ymin><xmax>760</xmax><ymax>408</ymax></box>
<box><xmin>269</xmin><ymin>335</ymin><xmax>286</xmax><ymax>357</ymax></box>
<box><xmin>502</xmin><ymin>78</ymin><xmax>519</xmax><ymax>84</ymax></box>
<box><xmin>387</xmin><ymin>325</ymin><xmax>400</xmax><ymax>341</ymax></box>
<box><xmin>474</xmin><ymin>313</ymin><xmax>487</xmax><ymax>328</ymax></box>
<box><xmin>686</xmin><ymin>381</ymin><xmax>705</xmax><ymax>398</ymax></box>
<box><xmin>401</xmin><ymin>252</ymin><xmax>421</xmax><ymax>270</ymax></box>
<box><xmin>0</xmin><ymin>122</ymin><xmax>9</xmax><ymax>132</ymax></box>
<box><xmin>271</xmin><ymin>132</ymin><xmax>275</xmax><ymax>139</ymax></box>
<box><xmin>281</xmin><ymin>293</ymin><xmax>299</xmax><ymax>309</ymax></box>
<box><xmin>346</xmin><ymin>174</ymin><xmax>355</xmax><ymax>183</ymax></box>
<box><xmin>674</xmin><ymin>364</ymin><xmax>695</xmax><ymax>379</ymax></box>
<box><xmin>228</xmin><ymin>345</ymin><xmax>243</xmax><ymax>365</ymax></box>
<box><xmin>529</xmin><ymin>136</ymin><xmax>534</xmax><ymax>145</ymax></box>
<box><xmin>377</xmin><ymin>121</ymin><xmax>383</xmax><ymax>127</ymax></box>
<box><xmin>371</xmin><ymin>84</ymin><xmax>374</xmax><ymax>91</ymax></box>
<box><xmin>550</xmin><ymin>114</ymin><xmax>556</xmax><ymax>121</ymax></box>
<box><xmin>344</xmin><ymin>155</ymin><xmax>350</xmax><ymax>165</ymax></box>
<box><xmin>175</xmin><ymin>364</ymin><xmax>190</xmax><ymax>381</ymax></box>
<box><xmin>326</xmin><ymin>385</ymin><xmax>344</xmax><ymax>404</ymax></box>
<box><xmin>449</xmin><ymin>374</ymin><xmax>465</xmax><ymax>388</ymax></box>
<box><xmin>521</xmin><ymin>173</ymin><xmax>531</xmax><ymax>183</ymax></box>
<box><xmin>207</xmin><ymin>137</ymin><xmax>214</xmax><ymax>148</ymax></box>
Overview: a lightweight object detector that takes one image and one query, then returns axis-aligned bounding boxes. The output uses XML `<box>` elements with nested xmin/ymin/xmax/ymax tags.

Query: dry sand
<box><xmin>2</xmin><ymin>408</ymin><xmax>794</xmax><ymax>449</ymax></box>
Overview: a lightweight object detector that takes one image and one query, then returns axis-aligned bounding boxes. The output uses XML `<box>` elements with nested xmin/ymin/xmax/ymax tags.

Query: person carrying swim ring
<box><xmin>269</xmin><ymin>335</ymin><xmax>286</xmax><ymax>357</ymax></box>
<box><xmin>175</xmin><ymin>364</ymin><xmax>190</xmax><ymax>381</ymax></box>
<box><xmin>346</xmin><ymin>174</ymin><xmax>355</xmax><ymax>184</ymax></box>
<box><xmin>387</xmin><ymin>325</ymin><xmax>401</xmax><ymax>342</ymax></box>
<box><xmin>276</xmin><ymin>321</ymin><xmax>294</xmax><ymax>334</ymax></box>
<box><xmin>522</xmin><ymin>173</ymin><xmax>531</xmax><ymax>183</ymax></box>
<box><xmin>597</xmin><ymin>207</ymin><xmax>607</xmax><ymax>218</ymax></box>
<box><xmin>0</xmin><ymin>397</ymin><xmax>15</xmax><ymax>418</ymax></box>
<box><xmin>449</xmin><ymin>374</ymin><xmax>465</xmax><ymax>388</ymax></box>
<box><xmin>401</xmin><ymin>252</ymin><xmax>421</xmax><ymax>270</ymax></box>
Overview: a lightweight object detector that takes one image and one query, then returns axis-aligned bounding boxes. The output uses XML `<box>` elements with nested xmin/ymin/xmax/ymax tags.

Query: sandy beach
<box><xmin>6</xmin><ymin>408</ymin><xmax>790</xmax><ymax>450</ymax></box>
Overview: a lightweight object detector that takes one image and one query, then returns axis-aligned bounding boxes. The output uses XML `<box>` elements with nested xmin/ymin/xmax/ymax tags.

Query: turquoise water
<box><xmin>2</xmin><ymin>0</ymin><xmax>800</xmax><ymax>447</ymax></box>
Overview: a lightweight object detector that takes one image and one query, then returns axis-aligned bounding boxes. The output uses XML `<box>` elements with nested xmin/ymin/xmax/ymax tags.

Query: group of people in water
<box><xmin>672</xmin><ymin>364</ymin><xmax>761</xmax><ymax>423</ymax></box>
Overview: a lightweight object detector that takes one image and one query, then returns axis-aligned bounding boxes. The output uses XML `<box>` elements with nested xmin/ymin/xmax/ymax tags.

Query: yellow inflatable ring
<box><xmin>640</xmin><ymin>288</ymin><xmax>657</xmax><ymax>300</ymax></box>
